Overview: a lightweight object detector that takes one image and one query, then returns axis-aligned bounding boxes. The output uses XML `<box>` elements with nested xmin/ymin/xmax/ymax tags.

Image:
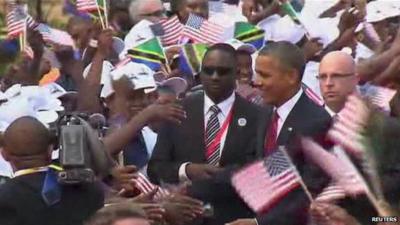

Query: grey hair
<box><xmin>128</xmin><ymin>0</ymin><xmax>162</xmax><ymax>22</ymax></box>
<box><xmin>128</xmin><ymin>0</ymin><xmax>146</xmax><ymax>22</ymax></box>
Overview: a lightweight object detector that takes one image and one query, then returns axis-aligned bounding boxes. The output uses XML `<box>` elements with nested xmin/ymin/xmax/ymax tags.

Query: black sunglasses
<box><xmin>201</xmin><ymin>66</ymin><xmax>233</xmax><ymax>76</ymax></box>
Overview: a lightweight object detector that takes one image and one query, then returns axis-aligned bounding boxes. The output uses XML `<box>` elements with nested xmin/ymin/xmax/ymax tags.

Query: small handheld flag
<box><xmin>127</xmin><ymin>37</ymin><xmax>167</xmax><ymax>71</ymax></box>
<box><xmin>179</xmin><ymin>43</ymin><xmax>208</xmax><ymax>77</ymax></box>
<box><xmin>150</xmin><ymin>16</ymin><xmax>183</xmax><ymax>47</ymax></box>
<box><xmin>232</xmin><ymin>148</ymin><xmax>302</xmax><ymax>213</ymax></box>
<box><xmin>180</xmin><ymin>13</ymin><xmax>224</xmax><ymax>44</ymax></box>
<box><xmin>234</xmin><ymin>22</ymin><xmax>265</xmax><ymax>50</ymax></box>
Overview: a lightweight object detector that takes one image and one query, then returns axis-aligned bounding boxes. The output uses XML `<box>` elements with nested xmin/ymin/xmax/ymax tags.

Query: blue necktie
<box><xmin>123</xmin><ymin>133</ymin><xmax>149</xmax><ymax>169</ymax></box>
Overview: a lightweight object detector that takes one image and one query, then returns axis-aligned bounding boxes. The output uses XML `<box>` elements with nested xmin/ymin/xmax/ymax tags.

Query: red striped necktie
<box><xmin>264</xmin><ymin>110</ymin><xmax>279</xmax><ymax>155</ymax></box>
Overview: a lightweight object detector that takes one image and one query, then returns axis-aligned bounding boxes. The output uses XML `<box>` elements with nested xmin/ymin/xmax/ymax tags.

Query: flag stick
<box><xmin>23</xmin><ymin>17</ymin><xmax>28</xmax><ymax>50</ymax></box>
<box><xmin>279</xmin><ymin>146</ymin><xmax>314</xmax><ymax>203</ymax></box>
<box><xmin>95</xmin><ymin>0</ymin><xmax>105</xmax><ymax>29</ymax></box>
<box><xmin>19</xmin><ymin>34</ymin><xmax>24</xmax><ymax>52</ymax></box>
<box><xmin>103</xmin><ymin>0</ymin><xmax>109</xmax><ymax>28</ymax></box>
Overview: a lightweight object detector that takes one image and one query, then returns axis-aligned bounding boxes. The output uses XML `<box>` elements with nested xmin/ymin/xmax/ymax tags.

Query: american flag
<box><xmin>180</xmin><ymin>14</ymin><xmax>224</xmax><ymax>44</ymax></box>
<box><xmin>315</xmin><ymin>183</ymin><xmax>346</xmax><ymax>203</ymax></box>
<box><xmin>359</xmin><ymin>84</ymin><xmax>397</xmax><ymax>113</ymax></box>
<box><xmin>133</xmin><ymin>172</ymin><xmax>170</xmax><ymax>199</ymax></box>
<box><xmin>35</xmin><ymin>23</ymin><xmax>75</xmax><ymax>47</ymax></box>
<box><xmin>327</xmin><ymin>95</ymin><xmax>369</xmax><ymax>158</ymax></box>
<box><xmin>6</xmin><ymin>4</ymin><xmax>37</xmax><ymax>38</ymax></box>
<box><xmin>150</xmin><ymin>16</ymin><xmax>183</xmax><ymax>47</ymax></box>
<box><xmin>76</xmin><ymin>0</ymin><xmax>99</xmax><ymax>12</ymax></box>
<box><xmin>300</xmin><ymin>138</ymin><xmax>366</xmax><ymax>196</ymax></box>
<box><xmin>232</xmin><ymin>148</ymin><xmax>300</xmax><ymax>213</ymax></box>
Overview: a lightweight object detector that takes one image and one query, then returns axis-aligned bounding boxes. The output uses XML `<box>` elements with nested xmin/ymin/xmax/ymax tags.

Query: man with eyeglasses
<box><xmin>148</xmin><ymin>44</ymin><xmax>259</xmax><ymax>225</ymax></box>
<box><xmin>128</xmin><ymin>0</ymin><xmax>167</xmax><ymax>24</ymax></box>
<box><xmin>318</xmin><ymin>51</ymin><xmax>359</xmax><ymax>117</ymax></box>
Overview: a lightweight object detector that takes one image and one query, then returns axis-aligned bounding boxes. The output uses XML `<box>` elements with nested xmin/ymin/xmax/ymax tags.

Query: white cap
<box><xmin>121</xmin><ymin>20</ymin><xmax>155</xmax><ymax>59</ymax></box>
<box><xmin>4</xmin><ymin>84</ymin><xmax>22</xmax><ymax>100</ymax></box>
<box><xmin>111</xmin><ymin>61</ymin><xmax>157</xmax><ymax>93</ymax></box>
<box><xmin>225</xmin><ymin>39</ymin><xmax>257</xmax><ymax>54</ymax></box>
<box><xmin>157</xmin><ymin>77</ymin><xmax>188</xmax><ymax>95</ymax></box>
<box><xmin>18</xmin><ymin>86</ymin><xmax>64</xmax><ymax>112</ymax></box>
<box><xmin>82</xmin><ymin>61</ymin><xmax>115</xmax><ymax>98</ymax></box>
<box><xmin>268</xmin><ymin>16</ymin><xmax>306</xmax><ymax>44</ymax></box>
<box><xmin>257</xmin><ymin>14</ymin><xmax>282</xmax><ymax>42</ymax></box>
<box><xmin>0</xmin><ymin>97</ymin><xmax>59</xmax><ymax>132</ymax></box>
<box><xmin>42</xmin><ymin>82</ymin><xmax>77</xmax><ymax>99</ymax></box>
<box><xmin>365</xmin><ymin>1</ymin><xmax>400</xmax><ymax>23</ymax></box>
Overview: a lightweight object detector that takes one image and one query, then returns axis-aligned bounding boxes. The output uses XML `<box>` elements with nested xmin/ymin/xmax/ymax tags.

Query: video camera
<box><xmin>54</xmin><ymin>113</ymin><xmax>115</xmax><ymax>185</ymax></box>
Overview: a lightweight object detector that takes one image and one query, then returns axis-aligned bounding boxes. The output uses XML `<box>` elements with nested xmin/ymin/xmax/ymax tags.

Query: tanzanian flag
<box><xmin>179</xmin><ymin>43</ymin><xmax>208</xmax><ymax>77</ymax></box>
<box><xmin>280</xmin><ymin>0</ymin><xmax>301</xmax><ymax>24</ymax></box>
<box><xmin>234</xmin><ymin>22</ymin><xmax>265</xmax><ymax>50</ymax></box>
<box><xmin>127</xmin><ymin>37</ymin><xmax>166</xmax><ymax>71</ymax></box>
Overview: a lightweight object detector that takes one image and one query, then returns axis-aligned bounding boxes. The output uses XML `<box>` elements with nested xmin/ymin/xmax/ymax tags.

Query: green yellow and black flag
<box><xmin>127</xmin><ymin>37</ymin><xmax>167</xmax><ymax>71</ymax></box>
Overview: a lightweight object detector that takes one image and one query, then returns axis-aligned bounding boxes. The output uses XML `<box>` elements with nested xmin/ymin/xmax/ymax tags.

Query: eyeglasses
<box><xmin>201</xmin><ymin>66</ymin><xmax>233</xmax><ymax>76</ymax></box>
<box><xmin>139</xmin><ymin>9</ymin><xmax>166</xmax><ymax>18</ymax></box>
<box><xmin>316</xmin><ymin>73</ymin><xmax>354</xmax><ymax>82</ymax></box>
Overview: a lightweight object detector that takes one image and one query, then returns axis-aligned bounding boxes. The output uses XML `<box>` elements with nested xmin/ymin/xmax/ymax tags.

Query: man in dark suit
<box><xmin>0</xmin><ymin>117</ymin><xmax>104</xmax><ymax>225</ymax></box>
<box><xmin>227</xmin><ymin>41</ymin><xmax>331</xmax><ymax>225</ymax></box>
<box><xmin>148</xmin><ymin>43</ymin><xmax>259</xmax><ymax>224</ymax></box>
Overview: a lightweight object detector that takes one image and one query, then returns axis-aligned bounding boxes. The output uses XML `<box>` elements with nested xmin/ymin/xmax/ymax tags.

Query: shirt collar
<box><xmin>276</xmin><ymin>88</ymin><xmax>303</xmax><ymax>122</ymax></box>
<box><xmin>324</xmin><ymin>105</ymin><xmax>336</xmax><ymax>117</ymax></box>
<box><xmin>204</xmin><ymin>92</ymin><xmax>236</xmax><ymax>117</ymax></box>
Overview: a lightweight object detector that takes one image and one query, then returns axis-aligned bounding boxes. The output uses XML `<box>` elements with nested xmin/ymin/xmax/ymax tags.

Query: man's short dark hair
<box><xmin>203</xmin><ymin>43</ymin><xmax>237</xmax><ymax>65</ymax></box>
<box><xmin>85</xmin><ymin>204</ymin><xmax>147</xmax><ymax>225</ymax></box>
<box><xmin>170</xmin><ymin>0</ymin><xmax>185</xmax><ymax>13</ymax></box>
<box><xmin>258</xmin><ymin>41</ymin><xmax>306</xmax><ymax>80</ymax></box>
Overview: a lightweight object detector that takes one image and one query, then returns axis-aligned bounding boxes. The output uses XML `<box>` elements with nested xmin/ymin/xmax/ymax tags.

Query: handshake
<box><xmin>107</xmin><ymin>165</ymin><xmax>213</xmax><ymax>225</ymax></box>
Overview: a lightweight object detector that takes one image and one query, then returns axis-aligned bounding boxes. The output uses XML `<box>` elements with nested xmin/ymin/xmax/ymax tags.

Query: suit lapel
<box><xmin>277</xmin><ymin>93</ymin><xmax>308</xmax><ymax>145</ymax></box>
<box><xmin>220</xmin><ymin>95</ymin><xmax>241</xmax><ymax>164</ymax></box>
<box><xmin>186</xmin><ymin>94</ymin><xmax>206</xmax><ymax>161</ymax></box>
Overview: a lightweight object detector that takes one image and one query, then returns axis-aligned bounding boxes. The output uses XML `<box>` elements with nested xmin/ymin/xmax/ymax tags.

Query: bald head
<box><xmin>319</xmin><ymin>51</ymin><xmax>359</xmax><ymax>113</ymax></box>
<box><xmin>4</xmin><ymin>117</ymin><xmax>51</xmax><ymax>157</ymax></box>
<box><xmin>320</xmin><ymin>51</ymin><xmax>356</xmax><ymax>75</ymax></box>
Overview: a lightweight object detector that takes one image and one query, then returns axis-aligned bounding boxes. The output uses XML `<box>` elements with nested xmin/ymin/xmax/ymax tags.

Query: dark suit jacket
<box><xmin>148</xmin><ymin>92</ymin><xmax>260</xmax><ymax>225</ymax></box>
<box><xmin>255</xmin><ymin>93</ymin><xmax>332</xmax><ymax>225</ymax></box>
<box><xmin>148</xmin><ymin>92</ymin><xmax>260</xmax><ymax>184</ymax></box>
<box><xmin>0</xmin><ymin>172</ymin><xmax>104</xmax><ymax>225</ymax></box>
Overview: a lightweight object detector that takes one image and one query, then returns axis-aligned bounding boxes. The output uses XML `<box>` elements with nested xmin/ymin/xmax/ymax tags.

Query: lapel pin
<box><xmin>288</xmin><ymin>127</ymin><xmax>293</xmax><ymax>132</ymax></box>
<box><xmin>238</xmin><ymin>118</ymin><xmax>247</xmax><ymax>127</ymax></box>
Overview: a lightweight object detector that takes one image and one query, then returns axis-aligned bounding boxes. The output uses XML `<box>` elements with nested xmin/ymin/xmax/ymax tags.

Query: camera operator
<box><xmin>0</xmin><ymin>117</ymin><xmax>104</xmax><ymax>225</ymax></box>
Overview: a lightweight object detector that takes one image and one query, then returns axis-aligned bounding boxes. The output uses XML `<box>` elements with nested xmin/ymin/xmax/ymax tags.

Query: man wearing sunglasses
<box><xmin>148</xmin><ymin>44</ymin><xmax>259</xmax><ymax>225</ymax></box>
<box><xmin>318</xmin><ymin>51</ymin><xmax>359</xmax><ymax>117</ymax></box>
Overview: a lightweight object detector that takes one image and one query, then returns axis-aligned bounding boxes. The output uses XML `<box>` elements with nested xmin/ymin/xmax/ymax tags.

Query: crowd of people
<box><xmin>1</xmin><ymin>0</ymin><xmax>400</xmax><ymax>225</ymax></box>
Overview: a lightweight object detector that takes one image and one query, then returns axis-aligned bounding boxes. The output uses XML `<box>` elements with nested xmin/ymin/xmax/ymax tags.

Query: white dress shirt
<box><xmin>178</xmin><ymin>92</ymin><xmax>236</xmax><ymax>181</ymax></box>
<box><xmin>140</xmin><ymin>126</ymin><xmax>158</xmax><ymax>177</ymax></box>
<box><xmin>324</xmin><ymin>105</ymin><xmax>337</xmax><ymax>117</ymax></box>
<box><xmin>276</xmin><ymin>88</ymin><xmax>303</xmax><ymax>136</ymax></box>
